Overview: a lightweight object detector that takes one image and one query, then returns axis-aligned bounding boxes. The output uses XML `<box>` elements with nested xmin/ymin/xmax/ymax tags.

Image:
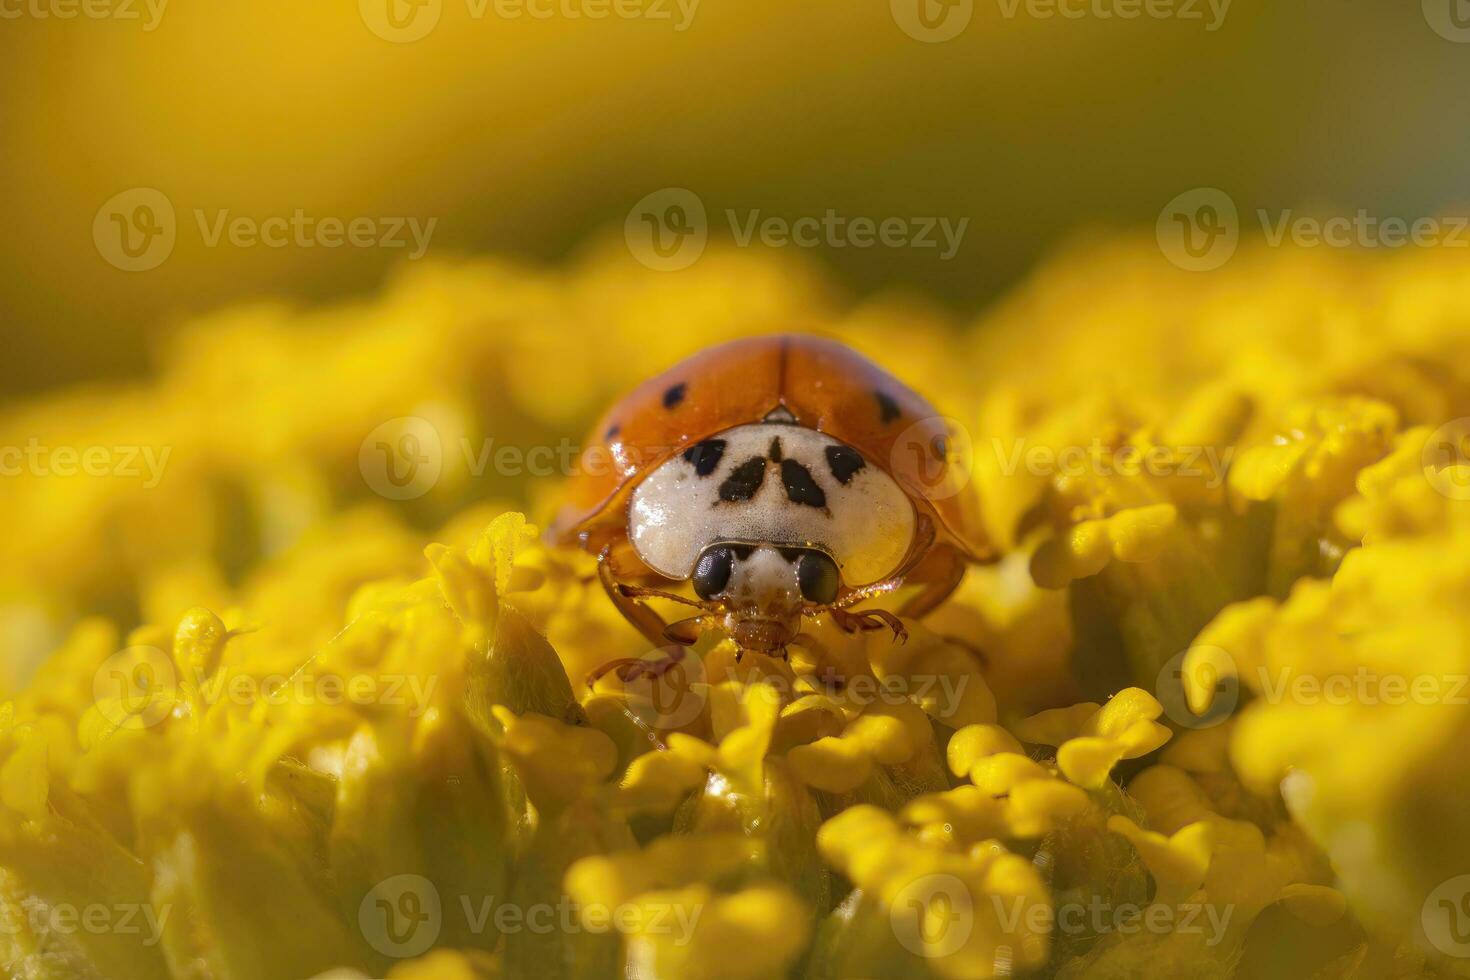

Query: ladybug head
<box><xmin>690</xmin><ymin>542</ymin><xmax>841</xmax><ymax>653</ymax></box>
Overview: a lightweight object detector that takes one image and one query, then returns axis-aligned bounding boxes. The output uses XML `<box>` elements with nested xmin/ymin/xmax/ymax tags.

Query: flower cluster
<box><xmin>1</xmin><ymin>236</ymin><xmax>1469</xmax><ymax>977</ymax></box>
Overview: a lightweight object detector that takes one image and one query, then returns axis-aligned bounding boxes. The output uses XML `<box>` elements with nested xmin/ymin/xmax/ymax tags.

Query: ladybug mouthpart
<box><xmin>725</xmin><ymin>614</ymin><xmax>799</xmax><ymax>655</ymax></box>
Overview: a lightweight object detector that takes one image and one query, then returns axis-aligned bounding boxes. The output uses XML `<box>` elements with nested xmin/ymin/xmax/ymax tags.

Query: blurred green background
<box><xmin>3</xmin><ymin>0</ymin><xmax>1468</xmax><ymax>403</ymax></box>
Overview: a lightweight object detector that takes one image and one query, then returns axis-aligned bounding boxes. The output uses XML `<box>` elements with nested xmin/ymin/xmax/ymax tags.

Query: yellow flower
<box><xmin>1011</xmin><ymin>688</ymin><xmax>1172</xmax><ymax>789</ymax></box>
<box><xmin>2</xmin><ymin>239</ymin><xmax>1470</xmax><ymax>977</ymax></box>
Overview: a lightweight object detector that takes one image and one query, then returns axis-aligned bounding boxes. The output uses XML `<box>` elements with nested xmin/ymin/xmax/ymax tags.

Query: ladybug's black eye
<box><xmin>796</xmin><ymin>551</ymin><xmax>840</xmax><ymax>605</ymax></box>
<box><xmin>692</xmin><ymin>546</ymin><xmax>734</xmax><ymax>600</ymax></box>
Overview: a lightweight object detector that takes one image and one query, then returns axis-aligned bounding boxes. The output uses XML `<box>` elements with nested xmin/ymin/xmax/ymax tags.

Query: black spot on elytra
<box><xmin>781</xmin><ymin>459</ymin><xmax>827</xmax><ymax>509</ymax></box>
<box><xmin>682</xmin><ymin>438</ymin><xmax>726</xmax><ymax>477</ymax></box>
<box><xmin>718</xmin><ymin>457</ymin><xmax>767</xmax><ymax>502</ymax></box>
<box><xmin>875</xmin><ymin>391</ymin><xmax>902</xmax><ymax>424</ymax></box>
<box><xmin>605</xmin><ymin>423</ymin><xmax>620</xmax><ymax>440</ymax></box>
<box><xmin>663</xmin><ymin>383</ymin><xmax>687</xmax><ymax>409</ymax></box>
<box><xmin>825</xmin><ymin>444</ymin><xmax>866</xmax><ymax>485</ymax></box>
<box><xmin>768</xmin><ymin>437</ymin><xmax>783</xmax><ymax>462</ymax></box>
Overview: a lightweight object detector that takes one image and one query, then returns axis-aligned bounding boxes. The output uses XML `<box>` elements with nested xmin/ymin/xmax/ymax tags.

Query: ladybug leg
<box><xmin>616</xmin><ymin>583</ymin><xmax>718</xmax><ymax>611</ymax></box>
<box><xmin>830</xmin><ymin>607</ymin><xmax>908</xmax><ymax>644</ymax></box>
<box><xmin>664</xmin><ymin>614</ymin><xmax>719</xmax><ymax>646</ymax></box>
<box><xmin>894</xmin><ymin>544</ymin><xmax>968</xmax><ymax>620</ymax></box>
<box><xmin>586</xmin><ymin>646</ymin><xmax>688</xmax><ymax>686</ymax></box>
<box><xmin>598</xmin><ymin>544</ymin><xmax>680</xmax><ymax>649</ymax></box>
<box><xmin>829</xmin><ymin>578</ymin><xmax>905</xmax><ymax>610</ymax></box>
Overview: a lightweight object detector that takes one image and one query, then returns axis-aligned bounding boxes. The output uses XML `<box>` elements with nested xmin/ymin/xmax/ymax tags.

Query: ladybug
<box><xmin>550</xmin><ymin>334</ymin><xmax>992</xmax><ymax>675</ymax></box>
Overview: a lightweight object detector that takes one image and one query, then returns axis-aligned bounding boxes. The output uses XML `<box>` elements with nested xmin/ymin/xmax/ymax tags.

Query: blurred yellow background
<box><xmin>4</xmin><ymin>0</ymin><xmax>1470</xmax><ymax>401</ymax></box>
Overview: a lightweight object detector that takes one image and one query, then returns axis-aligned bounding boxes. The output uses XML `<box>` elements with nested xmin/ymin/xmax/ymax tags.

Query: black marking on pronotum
<box><xmin>682</xmin><ymin>438</ymin><xmax>727</xmax><ymax>477</ymax></box>
<box><xmin>718</xmin><ymin>457</ymin><xmax>767</xmax><ymax>502</ymax></box>
<box><xmin>763</xmin><ymin>405</ymin><xmax>798</xmax><ymax>425</ymax></box>
<box><xmin>875</xmin><ymin>391</ymin><xmax>902</xmax><ymax>424</ymax></box>
<box><xmin>768</xmin><ymin>437</ymin><xmax>783</xmax><ymax>462</ymax></box>
<box><xmin>781</xmin><ymin>459</ymin><xmax>827</xmax><ymax>509</ymax></box>
<box><xmin>663</xmin><ymin>383</ymin><xmax>687</xmax><ymax>409</ymax></box>
<box><xmin>825</xmin><ymin>444</ymin><xmax>866</xmax><ymax>485</ymax></box>
<box><xmin>777</xmin><ymin>546</ymin><xmax>804</xmax><ymax>563</ymax></box>
<box><xmin>730</xmin><ymin>544</ymin><xmax>756</xmax><ymax>561</ymax></box>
